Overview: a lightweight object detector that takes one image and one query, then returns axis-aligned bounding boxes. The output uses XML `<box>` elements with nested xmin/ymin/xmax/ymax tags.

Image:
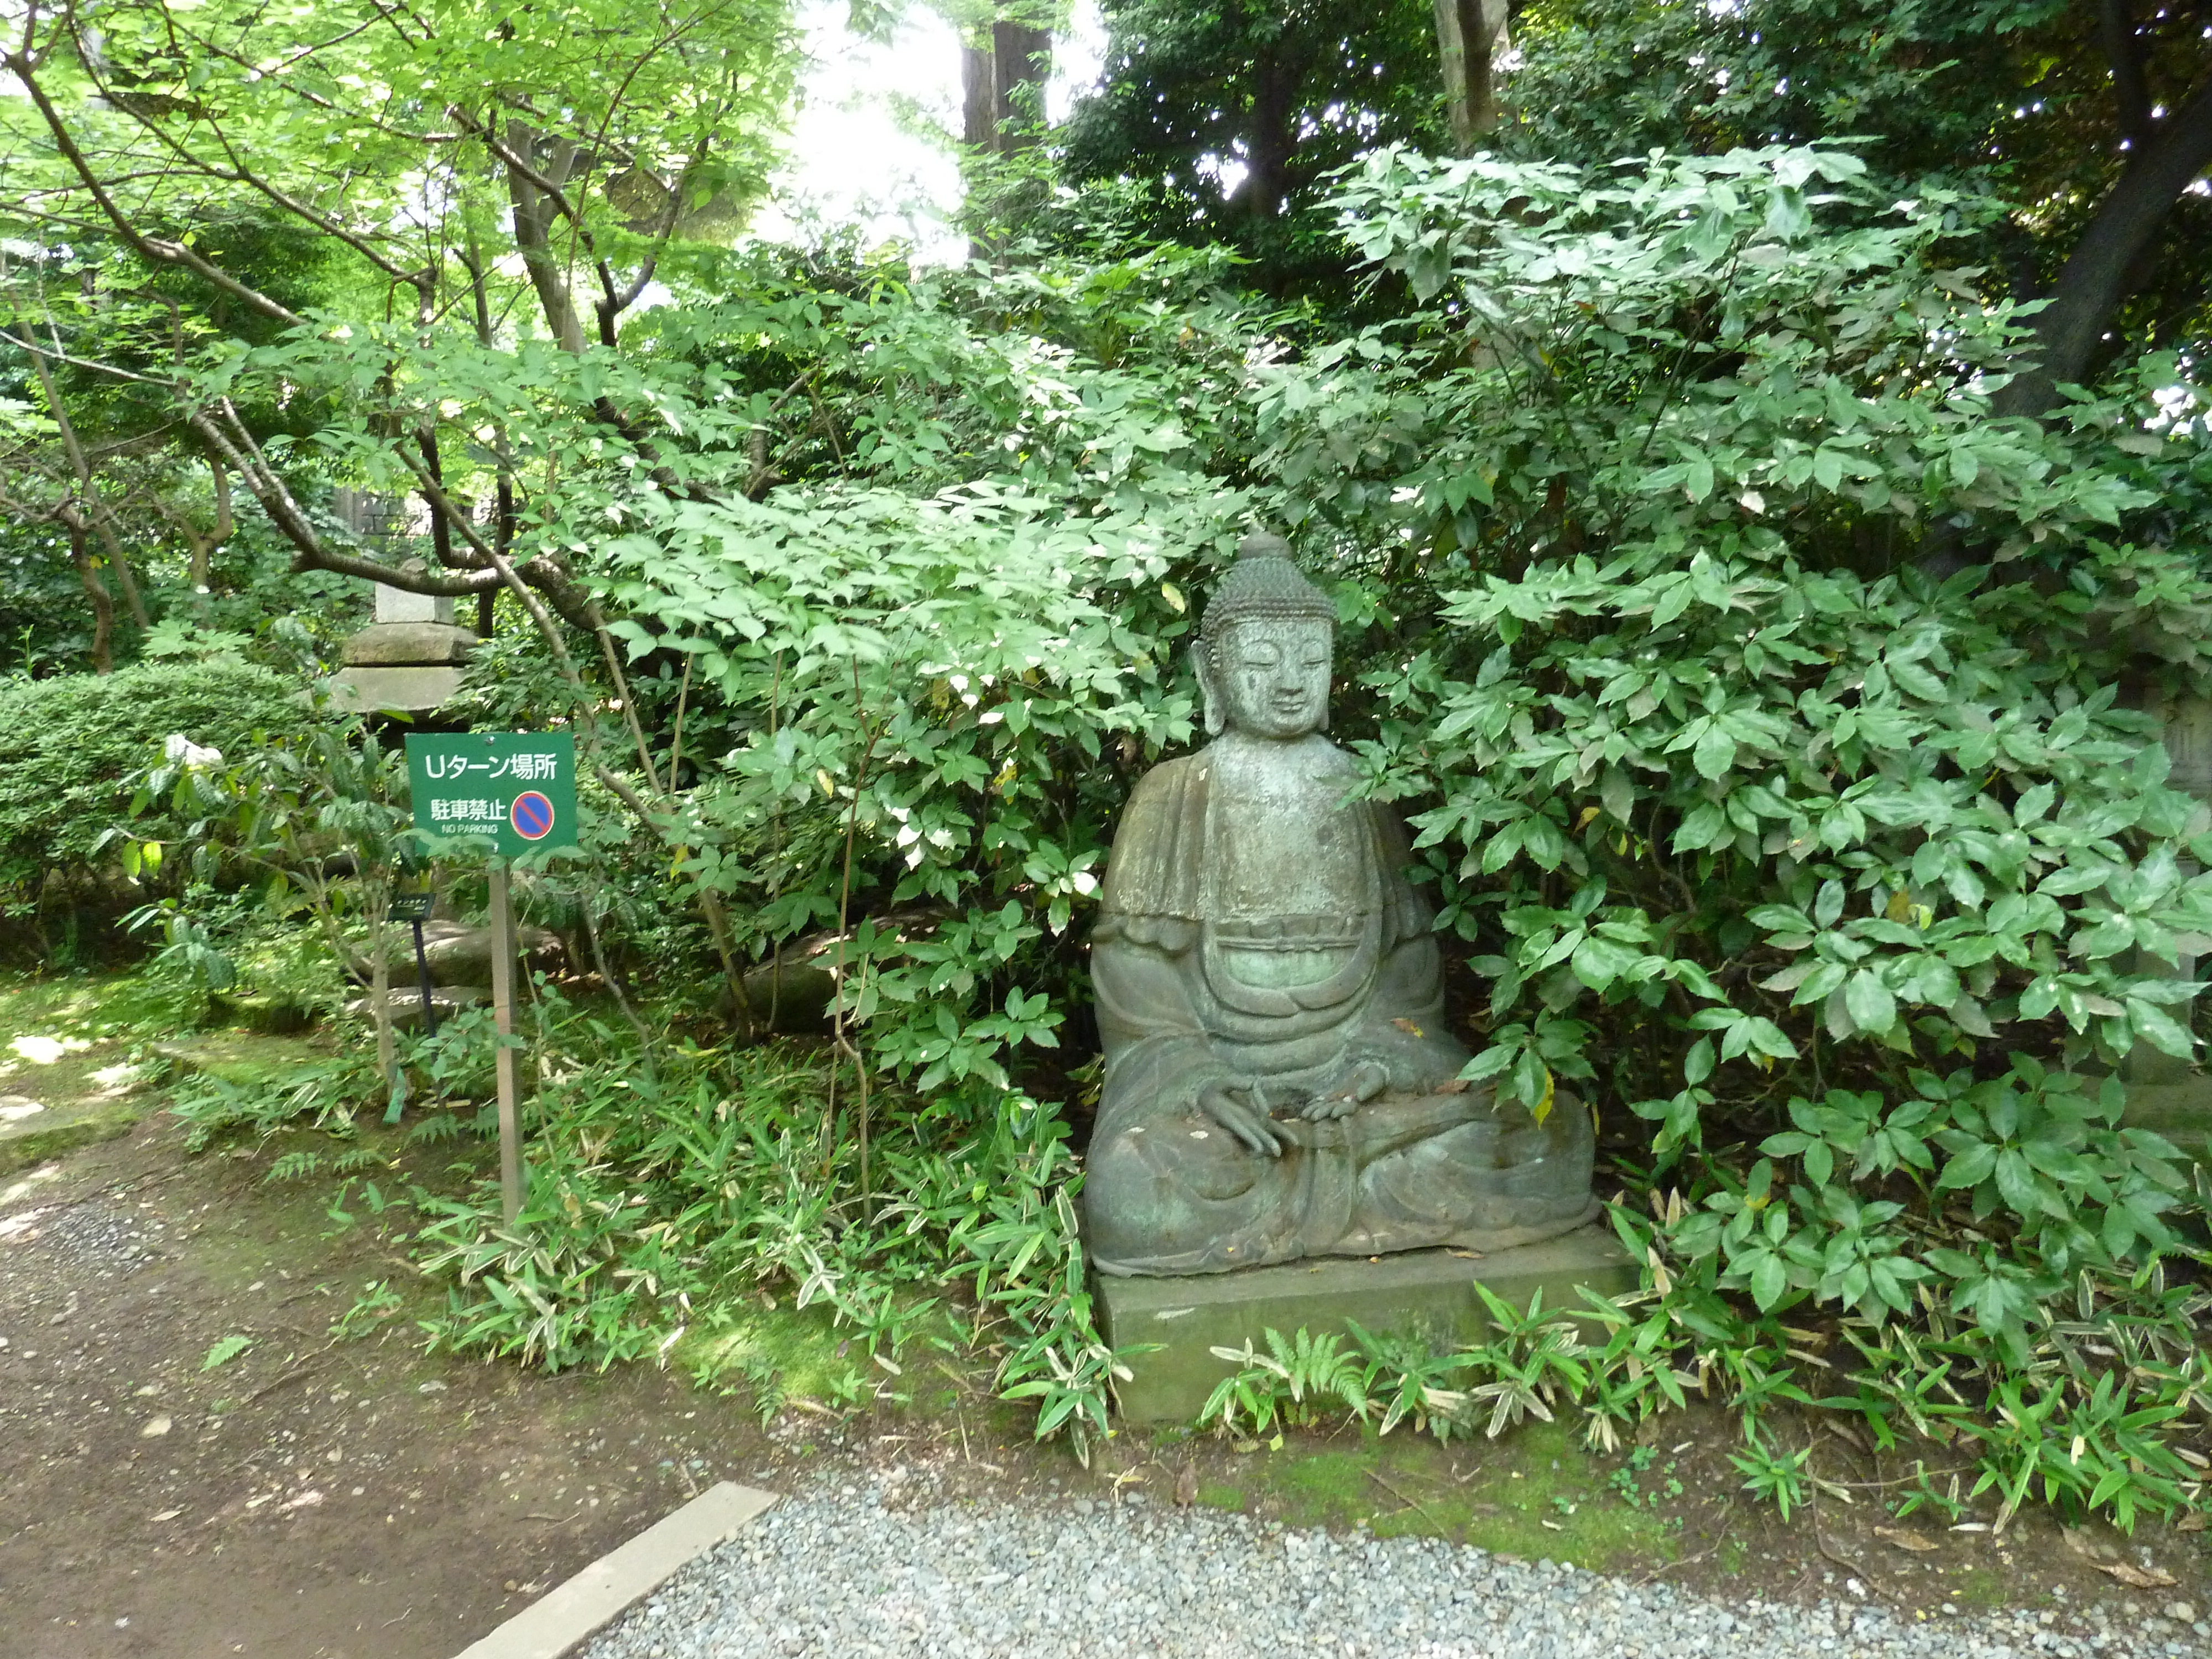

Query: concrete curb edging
<box><xmin>452</xmin><ymin>1480</ymin><xmax>779</xmax><ymax>1659</ymax></box>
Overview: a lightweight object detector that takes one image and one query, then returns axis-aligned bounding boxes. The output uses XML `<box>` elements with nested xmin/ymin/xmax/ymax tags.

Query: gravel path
<box><xmin>582</xmin><ymin>1473</ymin><xmax>2209</xmax><ymax>1659</ymax></box>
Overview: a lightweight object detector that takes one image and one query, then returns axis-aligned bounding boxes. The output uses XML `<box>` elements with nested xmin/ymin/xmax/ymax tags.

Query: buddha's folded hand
<box><xmin>1298</xmin><ymin>1057</ymin><xmax>1389</xmax><ymax>1120</ymax></box>
<box><xmin>1196</xmin><ymin>1077</ymin><xmax>1284</xmax><ymax>1157</ymax></box>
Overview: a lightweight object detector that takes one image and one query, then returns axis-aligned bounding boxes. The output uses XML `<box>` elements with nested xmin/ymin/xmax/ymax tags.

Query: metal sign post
<box><xmin>488</xmin><ymin>860</ymin><xmax>523</xmax><ymax>1223</ymax></box>
<box><xmin>402</xmin><ymin>733</ymin><xmax>579</xmax><ymax>1225</ymax></box>
<box><xmin>389</xmin><ymin>890</ymin><xmax>438</xmax><ymax>1037</ymax></box>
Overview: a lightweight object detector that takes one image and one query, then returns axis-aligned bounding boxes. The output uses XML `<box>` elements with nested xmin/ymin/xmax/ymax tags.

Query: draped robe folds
<box><xmin>1084</xmin><ymin>734</ymin><xmax>1598</xmax><ymax>1277</ymax></box>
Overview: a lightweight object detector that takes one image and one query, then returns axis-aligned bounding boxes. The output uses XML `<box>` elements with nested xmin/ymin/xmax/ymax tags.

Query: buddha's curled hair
<box><xmin>1196</xmin><ymin>532</ymin><xmax>1335</xmax><ymax>655</ymax></box>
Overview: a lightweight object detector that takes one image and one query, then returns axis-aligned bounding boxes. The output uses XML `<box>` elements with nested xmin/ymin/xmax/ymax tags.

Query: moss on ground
<box><xmin>0</xmin><ymin>968</ymin><xmax>182</xmax><ymax>1041</ymax></box>
<box><xmin>677</xmin><ymin>1307</ymin><xmax>854</xmax><ymax>1412</ymax></box>
<box><xmin>155</xmin><ymin>1029</ymin><xmax>322</xmax><ymax>1088</ymax></box>
<box><xmin>1183</xmin><ymin>1419</ymin><xmax>1683</xmax><ymax>1573</ymax></box>
<box><xmin>676</xmin><ymin>1291</ymin><xmax>1001</xmax><ymax>1422</ymax></box>
<box><xmin>0</xmin><ymin>971</ymin><xmax>184</xmax><ymax>1171</ymax></box>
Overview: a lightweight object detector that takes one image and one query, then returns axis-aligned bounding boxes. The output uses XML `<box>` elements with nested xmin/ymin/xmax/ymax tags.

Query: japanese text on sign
<box><xmin>426</xmin><ymin>798</ymin><xmax>507</xmax><ymax>822</ymax></box>
<box><xmin>415</xmin><ymin>751</ymin><xmax>562</xmax><ymax>782</ymax></box>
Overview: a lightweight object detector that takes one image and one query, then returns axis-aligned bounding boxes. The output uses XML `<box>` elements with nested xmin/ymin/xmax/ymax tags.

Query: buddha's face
<box><xmin>1209</xmin><ymin>619</ymin><xmax>1332</xmax><ymax>740</ymax></box>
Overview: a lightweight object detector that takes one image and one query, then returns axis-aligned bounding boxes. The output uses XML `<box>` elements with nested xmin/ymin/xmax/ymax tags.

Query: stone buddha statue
<box><xmin>1084</xmin><ymin>534</ymin><xmax>1599</xmax><ymax>1276</ymax></box>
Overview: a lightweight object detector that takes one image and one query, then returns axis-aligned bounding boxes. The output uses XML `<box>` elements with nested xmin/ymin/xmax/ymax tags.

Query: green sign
<box><xmin>405</xmin><ymin>732</ymin><xmax>578</xmax><ymax>858</ymax></box>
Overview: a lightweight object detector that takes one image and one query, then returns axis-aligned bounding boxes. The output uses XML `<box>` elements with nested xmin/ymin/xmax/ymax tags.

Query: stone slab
<box><xmin>451</xmin><ymin>1480</ymin><xmax>778</xmax><ymax>1659</ymax></box>
<box><xmin>343</xmin><ymin>620</ymin><xmax>479</xmax><ymax>666</ymax></box>
<box><xmin>377</xmin><ymin>581</ymin><xmax>456</xmax><ymax>625</ymax></box>
<box><xmin>345</xmin><ymin>984</ymin><xmax>490</xmax><ymax>1031</ymax></box>
<box><xmin>1095</xmin><ymin>1223</ymin><xmax>1636</xmax><ymax>1426</ymax></box>
<box><xmin>0</xmin><ymin>1096</ymin><xmax>147</xmax><ymax>1175</ymax></box>
<box><xmin>327</xmin><ymin>664</ymin><xmax>465</xmax><ymax>712</ymax></box>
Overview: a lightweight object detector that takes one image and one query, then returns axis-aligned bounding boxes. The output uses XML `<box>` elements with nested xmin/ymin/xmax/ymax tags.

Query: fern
<box><xmin>264</xmin><ymin>1149</ymin><xmax>325</xmax><ymax>1183</ymax></box>
<box><xmin>201</xmin><ymin>1334</ymin><xmax>253</xmax><ymax>1371</ymax></box>
<box><xmin>1202</xmin><ymin>1327</ymin><xmax>1370</xmax><ymax>1436</ymax></box>
<box><xmin>405</xmin><ymin>1112</ymin><xmax>466</xmax><ymax>1146</ymax></box>
<box><xmin>739</xmin><ymin>1350</ymin><xmax>787</xmax><ymax>1427</ymax></box>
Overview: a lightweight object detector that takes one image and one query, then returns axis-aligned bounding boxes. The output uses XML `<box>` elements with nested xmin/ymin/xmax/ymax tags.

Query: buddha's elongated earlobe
<box><xmin>1192</xmin><ymin>644</ymin><xmax>1225</xmax><ymax>737</ymax></box>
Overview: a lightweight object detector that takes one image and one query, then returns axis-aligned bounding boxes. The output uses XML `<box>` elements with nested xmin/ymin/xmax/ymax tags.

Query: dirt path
<box><xmin>0</xmin><ymin>1114</ymin><xmax>797</xmax><ymax>1659</ymax></box>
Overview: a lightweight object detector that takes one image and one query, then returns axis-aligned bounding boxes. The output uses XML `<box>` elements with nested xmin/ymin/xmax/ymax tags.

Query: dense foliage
<box><xmin>1058</xmin><ymin>0</ymin><xmax>1447</xmax><ymax>290</ymax></box>
<box><xmin>1510</xmin><ymin>0</ymin><xmax>2212</xmax><ymax>317</ymax></box>
<box><xmin>0</xmin><ymin>656</ymin><xmax>305</xmax><ymax>946</ymax></box>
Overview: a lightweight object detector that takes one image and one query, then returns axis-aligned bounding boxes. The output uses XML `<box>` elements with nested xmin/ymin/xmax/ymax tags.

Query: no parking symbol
<box><xmin>510</xmin><ymin>790</ymin><xmax>556</xmax><ymax>842</ymax></box>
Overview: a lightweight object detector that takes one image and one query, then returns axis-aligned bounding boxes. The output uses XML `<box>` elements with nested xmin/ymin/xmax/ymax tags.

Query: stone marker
<box><xmin>328</xmin><ymin>566</ymin><xmax>477</xmax><ymax>714</ymax></box>
<box><xmin>375</xmin><ymin>579</ymin><xmax>455</xmax><ymax>627</ymax></box>
<box><xmin>2123</xmin><ymin>691</ymin><xmax>2212</xmax><ymax>1159</ymax></box>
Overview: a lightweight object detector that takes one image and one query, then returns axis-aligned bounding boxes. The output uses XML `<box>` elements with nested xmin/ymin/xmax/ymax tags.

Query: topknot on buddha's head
<box><xmin>1197</xmin><ymin>533</ymin><xmax>1334</xmax><ymax>655</ymax></box>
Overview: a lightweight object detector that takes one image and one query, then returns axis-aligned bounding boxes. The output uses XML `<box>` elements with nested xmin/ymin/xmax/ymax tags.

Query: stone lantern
<box><xmin>328</xmin><ymin>577</ymin><xmax>478</xmax><ymax>713</ymax></box>
<box><xmin>323</xmin><ymin>490</ymin><xmax>480</xmax><ymax>713</ymax></box>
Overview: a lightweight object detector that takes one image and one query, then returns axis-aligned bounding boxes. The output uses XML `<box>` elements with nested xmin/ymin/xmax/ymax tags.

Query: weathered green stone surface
<box><xmin>341</xmin><ymin>620</ymin><xmax>478</xmax><ymax>666</ymax></box>
<box><xmin>206</xmin><ymin>992</ymin><xmax>319</xmax><ymax>1035</ymax></box>
<box><xmin>1096</xmin><ymin>1223</ymin><xmax>1636</xmax><ymax>1425</ymax></box>
<box><xmin>327</xmin><ymin>664</ymin><xmax>466</xmax><ymax>712</ymax></box>
<box><xmin>0</xmin><ymin>1097</ymin><xmax>147</xmax><ymax>1175</ymax></box>
<box><xmin>2121</xmin><ymin>1078</ymin><xmax>2212</xmax><ymax>1161</ymax></box>
<box><xmin>2122</xmin><ymin>693</ymin><xmax>2212</xmax><ymax>1161</ymax></box>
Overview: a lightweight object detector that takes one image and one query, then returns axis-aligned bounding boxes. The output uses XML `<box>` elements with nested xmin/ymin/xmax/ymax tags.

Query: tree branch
<box><xmin>4</xmin><ymin>44</ymin><xmax>304</xmax><ymax>328</ymax></box>
<box><xmin>0</xmin><ymin>326</ymin><xmax>169</xmax><ymax>384</ymax></box>
<box><xmin>2098</xmin><ymin>0</ymin><xmax>2154</xmax><ymax>153</ymax></box>
<box><xmin>22</xmin><ymin>333</ymin><xmax>150</xmax><ymax>628</ymax></box>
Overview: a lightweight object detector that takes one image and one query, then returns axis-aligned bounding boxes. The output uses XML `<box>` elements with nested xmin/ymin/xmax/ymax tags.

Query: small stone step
<box><xmin>1094</xmin><ymin>1224</ymin><xmax>1637</xmax><ymax>1425</ymax></box>
<box><xmin>346</xmin><ymin>985</ymin><xmax>490</xmax><ymax>1031</ymax></box>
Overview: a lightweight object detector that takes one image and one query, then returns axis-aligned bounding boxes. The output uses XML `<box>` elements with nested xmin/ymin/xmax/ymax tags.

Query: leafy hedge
<box><xmin>0</xmin><ymin>658</ymin><xmax>304</xmax><ymax>917</ymax></box>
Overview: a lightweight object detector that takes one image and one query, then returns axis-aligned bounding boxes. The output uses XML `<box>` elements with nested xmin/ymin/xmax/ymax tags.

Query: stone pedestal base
<box><xmin>1094</xmin><ymin>1224</ymin><xmax>1636</xmax><ymax>1426</ymax></box>
<box><xmin>327</xmin><ymin>664</ymin><xmax>465</xmax><ymax>713</ymax></box>
<box><xmin>2123</xmin><ymin>1077</ymin><xmax>2212</xmax><ymax>1162</ymax></box>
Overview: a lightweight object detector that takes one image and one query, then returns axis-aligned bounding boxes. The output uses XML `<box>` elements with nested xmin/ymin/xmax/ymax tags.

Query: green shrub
<box><xmin>1225</xmin><ymin>144</ymin><xmax>2212</xmax><ymax>1530</ymax></box>
<box><xmin>399</xmin><ymin>991</ymin><xmax>1126</xmax><ymax>1460</ymax></box>
<box><xmin>0</xmin><ymin>657</ymin><xmax>304</xmax><ymax>930</ymax></box>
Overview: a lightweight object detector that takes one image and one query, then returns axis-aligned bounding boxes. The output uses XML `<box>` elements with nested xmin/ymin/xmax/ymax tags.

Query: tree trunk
<box><xmin>992</xmin><ymin>20</ymin><xmax>1051</xmax><ymax>152</ymax></box>
<box><xmin>963</xmin><ymin>17</ymin><xmax>1053</xmax><ymax>258</ymax></box>
<box><xmin>64</xmin><ymin>513</ymin><xmax>114</xmax><ymax>674</ymax></box>
<box><xmin>180</xmin><ymin>453</ymin><xmax>234</xmax><ymax>618</ymax></box>
<box><xmin>506</xmin><ymin>121</ymin><xmax>586</xmax><ymax>354</ymax></box>
<box><xmin>1432</xmin><ymin>0</ymin><xmax>1510</xmax><ymax>152</ymax></box>
<box><xmin>1994</xmin><ymin>69</ymin><xmax>2212</xmax><ymax>417</ymax></box>
<box><xmin>962</xmin><ymin>38</ymin><xmax>996</xmax><ymax>150</ymax></box>
<box><xmin>29</xmin><ymin>343</ymin><xmax>149</xmax><ymax>629</ymax></box>
<box><xmin>96</xmin><ymin>524</ymin><xmax>152</xmax><ymax>630</ymax></box>
<box><xmin>1235</xmin><ymin>51</ymin><xmax>1301</xmax><ymax>222</ymax></box>
<box><xmin>964</xmin><ymin>19</ymin><xmax>1051</xmax><ymax>155</ymax></box>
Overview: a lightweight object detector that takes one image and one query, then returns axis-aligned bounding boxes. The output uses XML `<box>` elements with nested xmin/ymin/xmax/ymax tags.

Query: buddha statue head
<box><xmin>1194</xmin><ymin>533</ymin><xmax>1335</xmax><ymax>740</ymax></box>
